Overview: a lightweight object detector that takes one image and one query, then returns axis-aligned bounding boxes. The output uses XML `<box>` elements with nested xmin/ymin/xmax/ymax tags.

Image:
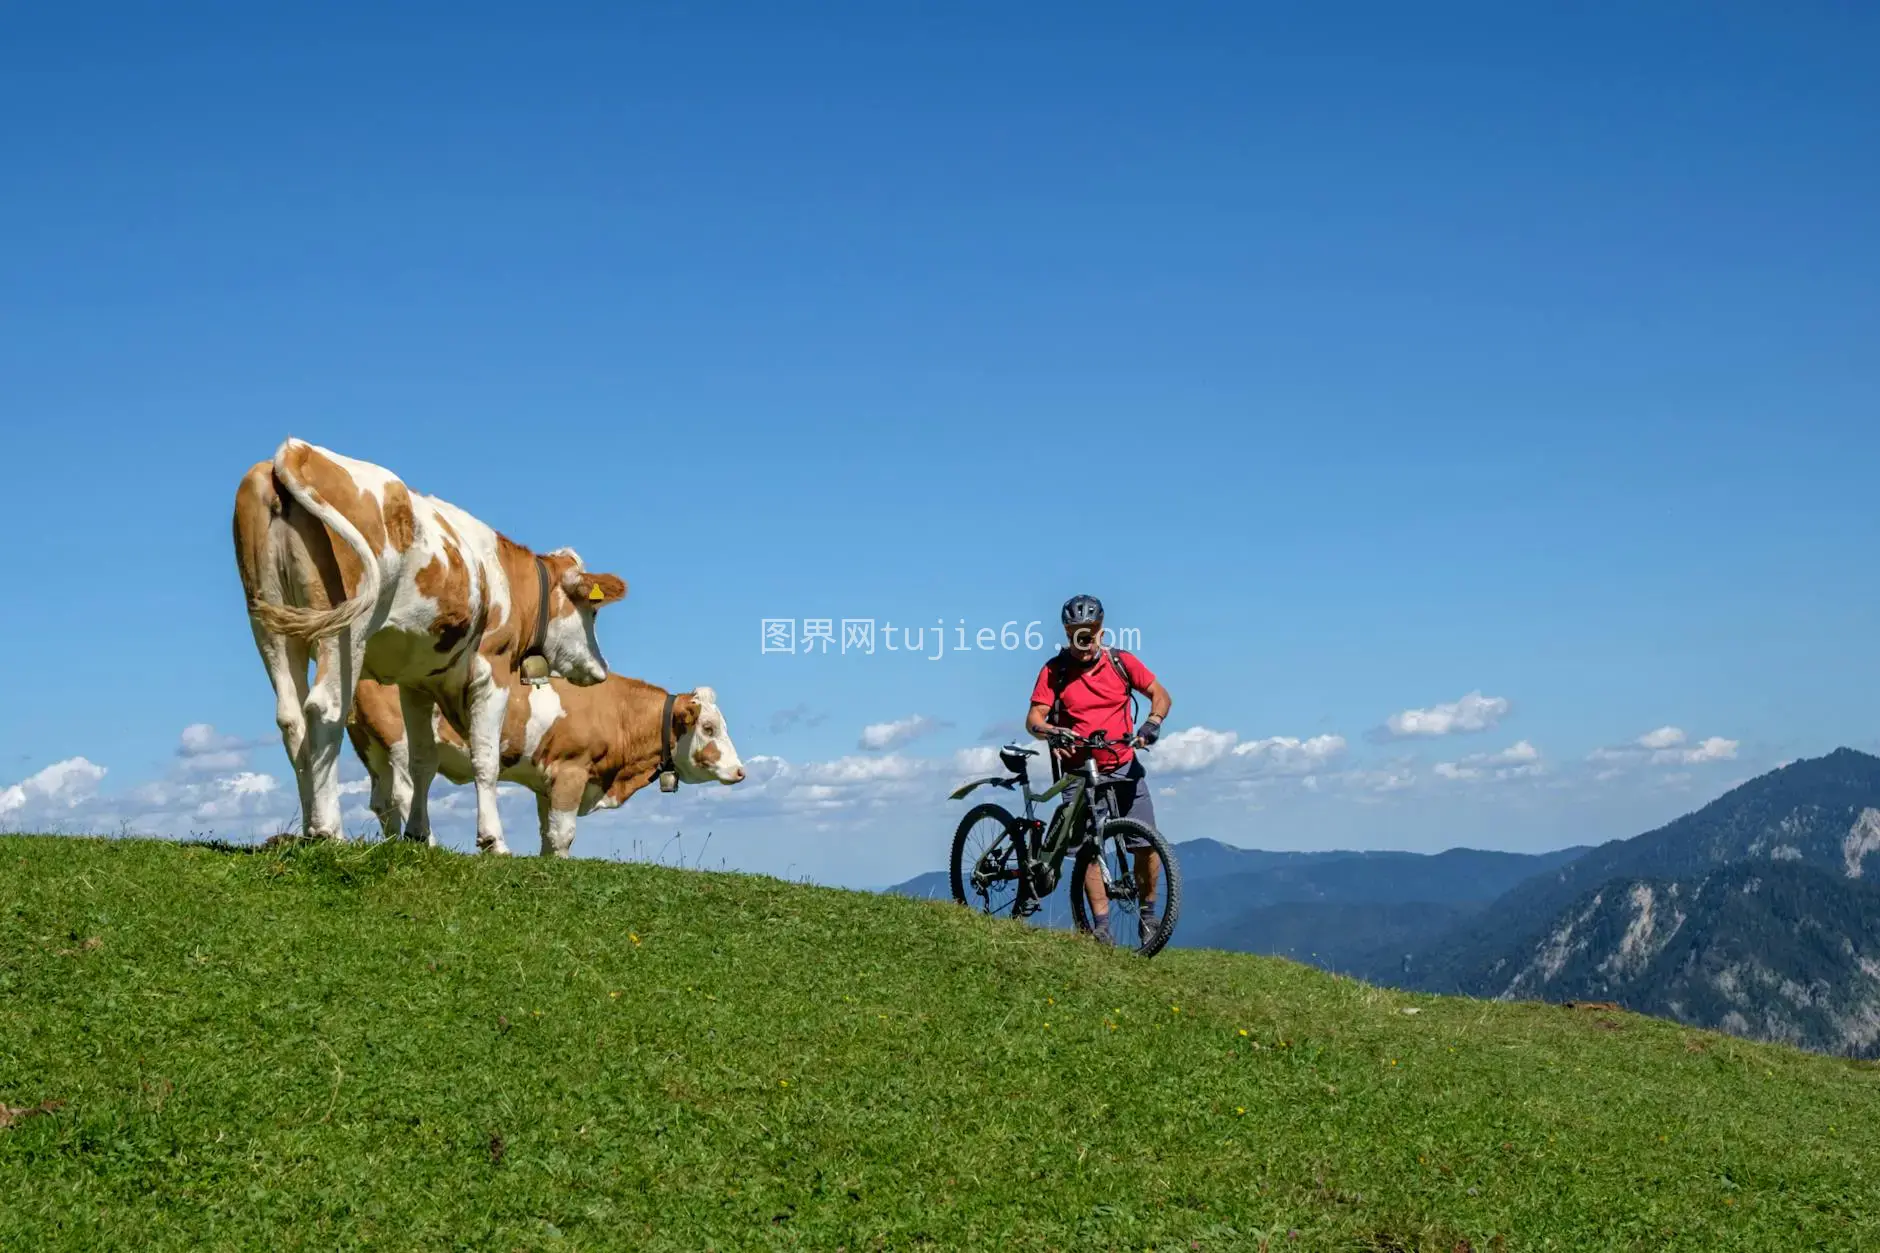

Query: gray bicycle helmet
<box><xmin>1061</xmin><ymin>594</ymin><xmax>1104</xmax><ymax>625</ymax></box>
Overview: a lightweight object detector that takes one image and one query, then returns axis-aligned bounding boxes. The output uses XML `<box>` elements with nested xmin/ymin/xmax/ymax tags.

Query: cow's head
<box><xmin>671</xmin><ymin>686</ymin><xmax>746</xmax><ymax>785</ymax></box>
<box><xmin>538</xmin><ymin>548</ymin><xmax>625</xmax><ymax>686</ymax></box>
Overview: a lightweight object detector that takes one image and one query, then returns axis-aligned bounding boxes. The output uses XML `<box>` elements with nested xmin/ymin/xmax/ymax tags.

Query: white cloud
<box><xmin>176</xmin><ymin>723</ymin><xmax>251</xmax><ymax>774</ymax></box>
<box><xmin>1232</xmin><ymin>734</ymin><xmax>1348</xmax><ymax>775</ymax></box>
<box><xmin>800</xmin><ymin>754</ymin><xmax>930</xmax><ymax>785</ymax></box>
<box><xmin>0</xmin><ymin>757</ymin><xmax>109</xmax><ymax>817</ymax></box>
<box><xmin>1153</xmin><ymin>727</ymin><xmax>1241</xmax><ymax>774</ymax></box>
<box><xmin>1067</xmin><ymin>726</ymin><xmax>1346</xmax><ymax>779</ymax></box>
<box><xmin>1384</xmin><ymin>691</ymin><xmax>1509</xmax><ymax>738</ymax></box>
<box><xmin>1344</xmin><ymin>766</ymin><xmax>1417</xmax><ymax>796</ymax></box>
<box><xmin>858</xmin><ymin>715</ymin><xmax>947</xmax><ymax>751</ymax></box>
<box><xmin>1588</xmin><ymin>726</ymin><xmax>1740</xmax><ymax>771</ymax></box>
<box><xmin>952</xmin><ymin>745</ymin><xmax>1004</xmax><ymax>775</ymax></box>
<box><xmin>1659</xmin><ymin>736</ymin><xmax>1737</xmax><ymax>765</ymax></box>
<box><xmin>223</xmin><ymin>772</ymin><xmax>277</xmax><ymax>796</ymax></box>
<box><xmin>190</xmin><ymin>772</ymin><xmax>281</xmax><ymax>822</ymax></box>
<box><xmin>1435</xmin><ymin>739</ymin><xmax>1545</xmax><ymax>783</ymax></box>
<box><xmin>675</xmin><ymin>750</ymin><xmax>957</xmax><ymax>826</ymax></box>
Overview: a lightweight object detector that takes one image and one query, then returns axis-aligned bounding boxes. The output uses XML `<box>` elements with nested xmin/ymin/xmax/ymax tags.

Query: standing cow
<box><xmin>232</xmin><ymin>437</ymin><xmax>628</xmax><ymax>851</ymax></box>
<box><xmin>346</xmin><ymin>674</ymin><xmax>745</xmax><ymax>856</ymax></box>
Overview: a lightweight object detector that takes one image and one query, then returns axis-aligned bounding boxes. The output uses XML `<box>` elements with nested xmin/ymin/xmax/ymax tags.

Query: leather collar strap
<box><xmin>658</xmin><ymin>691</ymin><xmax>677</xmax><ymax>776</ymax></box>
<box><xmin>654</xmin><ymin>691</ymin><xmax>679</xmax><ymax>791</ymax></box>
<box><xmin>519</xmin><ymin>557</ymin><xmax>553</xmax><ymax>680</ymax></box>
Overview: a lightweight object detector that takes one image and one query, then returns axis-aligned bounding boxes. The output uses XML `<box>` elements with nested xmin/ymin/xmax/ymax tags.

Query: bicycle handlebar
<box><xmin>1047</xmin><ymin>727</ymin><xmax>1146</xmax><ymax>751</ymax></box>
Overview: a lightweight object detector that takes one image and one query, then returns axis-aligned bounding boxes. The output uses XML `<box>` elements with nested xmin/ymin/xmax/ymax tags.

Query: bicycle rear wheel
<box><xmin>949</xmin><ymin>802</ymin><xmax>1032</xmax><ymax>919</ymax></box>
<box><xmin>1067</xmin><ymin>818</ymin><xmax>1182</xmax><ymax>957</ymax></box>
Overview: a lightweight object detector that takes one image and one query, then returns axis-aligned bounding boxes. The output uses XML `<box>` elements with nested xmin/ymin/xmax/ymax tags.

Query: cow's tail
<box><xmin>248</xmin><ymin>439</ymin><xmax>383</xmax><ymax>642</ymax></box>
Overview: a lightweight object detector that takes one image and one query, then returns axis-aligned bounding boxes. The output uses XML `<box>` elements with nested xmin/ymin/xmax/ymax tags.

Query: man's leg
<box><xmin>1120</xmin><ymin>759</ymin><xmax>1162</xmax><ymax>942</ymax></box>
<box><xmin>1082</xmin><ymin>856</ymin><xmax>1114</xmax><ymax>944</ymax></box>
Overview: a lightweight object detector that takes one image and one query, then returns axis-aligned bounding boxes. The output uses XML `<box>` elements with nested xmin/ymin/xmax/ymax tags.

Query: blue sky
<box><xmin>3</xmin><ymin>2</ymin><xmax>1877</xmax><ymax>886</ymax></box>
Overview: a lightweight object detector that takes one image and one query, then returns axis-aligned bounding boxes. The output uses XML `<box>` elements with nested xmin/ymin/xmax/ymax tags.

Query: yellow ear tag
<box><xmin>588</xmin><ymin>584</ymin><xmax>605</xmax><ymax>602</ymax></box>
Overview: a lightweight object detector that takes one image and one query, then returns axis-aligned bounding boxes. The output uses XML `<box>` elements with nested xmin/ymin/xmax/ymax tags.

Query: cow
<box><xmin>232</xmin><ymin>437</ymin><xmax>628</xmax><ymax>852</ymax></box>
<box><xmin>344</xmin><ymin>673</ymin><xmax>745</xmax><ymax>856</ymax></box>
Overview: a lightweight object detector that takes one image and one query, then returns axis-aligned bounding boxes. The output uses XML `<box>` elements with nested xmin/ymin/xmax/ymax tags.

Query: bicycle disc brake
<box><xmin>1098</xmin><ymin>837</ymin><xmax>1136</xmax><ymax>903</ymax></box>
<box><xmin>970</xmin><ymin>831</ymin><xmax>1025</xmax><ymax>900</ymax></box>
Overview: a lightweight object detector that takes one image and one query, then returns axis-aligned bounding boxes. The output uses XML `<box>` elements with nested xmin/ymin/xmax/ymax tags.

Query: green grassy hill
<box><xmin>3</xmin><ymin>835</ymin><xmax>1875</xmax><ymax>1251</ymax></box>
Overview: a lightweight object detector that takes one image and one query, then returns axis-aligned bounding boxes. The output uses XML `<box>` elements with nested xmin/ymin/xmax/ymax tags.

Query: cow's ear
<box><xmin>672</xmin><ymin>694</ymin><xmax>700</xmax><ymax>735</ymax></box>
<box><xmin>565</xmin><ymin>570</ymin><xmax>626</xmax><ymax>607</ymax></box>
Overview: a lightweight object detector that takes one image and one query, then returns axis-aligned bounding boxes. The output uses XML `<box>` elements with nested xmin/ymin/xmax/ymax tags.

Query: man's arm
<box><xmin>1144</xmin><ymin>679</ymin><xmax>1171</xmax><ymax>722</ymax></box>
<box><xmin>1026</xmin><ymin>701</ymin><xmax>1061</xmax><ymax>740</ymax></box>
<box><xmin>1136</xmin><ymin>679</ymin><xmax>1172</xmax><ymax>743</ymax></box>
<box><xmin>1117</xmin><ymin>650</ymin><xmax>1171</xmax><ymax>739</ymax></box>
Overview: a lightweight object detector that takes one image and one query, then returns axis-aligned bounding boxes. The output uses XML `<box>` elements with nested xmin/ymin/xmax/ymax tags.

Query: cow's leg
<box><xmin>360</xmin><ymin>731</ymin><xmax>412</xmax><ymax>840</ymax></box>
<box><xmin>539</xmin><ymin>766</ymin><xmax>586</xmax><ymax>859</ymax></box>
<box><xmin>250</xmin><ymin>622</ymin><xmax>315</xmax><ymax>833</ymax></box>
<box><xmin>361</xmin><ymin>734</ymin><xmax>394</xmax><ymax>838</ymax></box>
<box><xmin>399</xmin><ymin>686</ymin><xmax>440</xmax><ymax>847</ymax></box>
<box><xmin>387</xmin><ymin>734</ymin><xmax>415</xmax><ymax>839</ymax></box>
<box><xmin>466</xmin><ymin>659</ymin><xmax>511</xmax><ymax>855</ymax></box>
<box><xmin>301</xmin><ymin>630</ymin><xmax>369</xmax><ymax>840</ymax></box>
<box><xmin>535</xmin><ymin>791</ymin><xmax>554</xmax><ymax>858</ymax></box>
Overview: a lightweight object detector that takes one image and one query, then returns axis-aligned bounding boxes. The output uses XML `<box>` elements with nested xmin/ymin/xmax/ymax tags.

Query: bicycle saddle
<box><xmin>998</xmin><ymin>744</ymin><xmax>1038</xmax><ymax>773</ymax></box>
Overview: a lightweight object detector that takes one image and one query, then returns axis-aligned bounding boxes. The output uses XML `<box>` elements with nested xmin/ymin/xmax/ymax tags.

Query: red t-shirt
<box><xmin>1030</xmin><ymin>648</ymin><xmax>1157</xmax><ymax>773</ymax></box>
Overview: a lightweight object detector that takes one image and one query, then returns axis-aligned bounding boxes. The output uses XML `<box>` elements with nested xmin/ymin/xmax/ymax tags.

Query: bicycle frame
<box><xmin>950</xmin><ymin>742</ymin><xmax>1131</xmax><ymax>901</ymax></box>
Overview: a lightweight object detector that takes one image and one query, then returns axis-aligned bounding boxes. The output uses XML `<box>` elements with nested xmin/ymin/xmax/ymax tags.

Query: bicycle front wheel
<box><xmin>949</xmin><ymin>801</ymin><xmax>1031</xmax><ymax>919</ymax></box>
<box><xmin>1067</xmin><ymin>818</ymin><xmax>1182</xmax><ymax>957</ymax></box>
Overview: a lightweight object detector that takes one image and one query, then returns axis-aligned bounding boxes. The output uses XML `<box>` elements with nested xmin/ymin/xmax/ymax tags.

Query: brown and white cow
<box><xmin>345</xmin><ymin>673</ymin><xmax>745</xmax><ymax>857</ymax></box>
<box><xmin>232</xmin><ymin>437</ymin><xmax>628</xmax><ymax>850</ymax></box>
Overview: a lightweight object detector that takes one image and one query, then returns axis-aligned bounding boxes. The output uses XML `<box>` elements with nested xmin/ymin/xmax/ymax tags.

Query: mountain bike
<box><xmin>947</xmin><ymin>729</ymin><xmax>1182</xmax><ymax>957</ymax></box>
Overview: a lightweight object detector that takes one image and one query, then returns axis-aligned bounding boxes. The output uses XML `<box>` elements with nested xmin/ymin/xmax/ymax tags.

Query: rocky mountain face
<box><xmin>1485</xmin><ymin>860</ymin><xmax>1880</xmax><ymax>1056</ymax></box>
<box><xmin>1389</xmin><ymin>748</ymin><xmax>1880</xmax><ymax>1056</ymax></box>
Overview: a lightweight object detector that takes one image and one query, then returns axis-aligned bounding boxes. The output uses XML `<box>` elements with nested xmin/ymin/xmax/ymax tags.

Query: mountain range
<box><xmin>1378</xmin><ymin>747</ymin><xmax>1880</xmax><ymax>1055</ymax></box>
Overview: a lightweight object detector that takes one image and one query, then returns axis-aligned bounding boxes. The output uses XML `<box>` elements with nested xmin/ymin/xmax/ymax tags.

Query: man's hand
<box><xmin>1135</xmin><ymin>716</ymin><xmax>1163</xmax><ymax>746</ymax></box>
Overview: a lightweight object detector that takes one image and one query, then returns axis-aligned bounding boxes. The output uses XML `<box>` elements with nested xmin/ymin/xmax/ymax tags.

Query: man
<box><xmin>1026</xmin><ymin>593</ymin><xmax>1172</xmax><ymax>946</ymax></box>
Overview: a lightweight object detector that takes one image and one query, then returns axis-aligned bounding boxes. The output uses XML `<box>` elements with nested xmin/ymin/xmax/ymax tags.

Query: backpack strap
<box><xmin>1107</xmin><ymin>648</ymin><xmax>1140</xmax><ymax>728</ymax></box>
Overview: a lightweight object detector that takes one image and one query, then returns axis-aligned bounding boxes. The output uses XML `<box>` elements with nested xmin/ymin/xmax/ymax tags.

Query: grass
<box><xmin>1</xmin><ymin>834</ymin><xmax>1876</xmax><ymax>1252</ymax></box>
